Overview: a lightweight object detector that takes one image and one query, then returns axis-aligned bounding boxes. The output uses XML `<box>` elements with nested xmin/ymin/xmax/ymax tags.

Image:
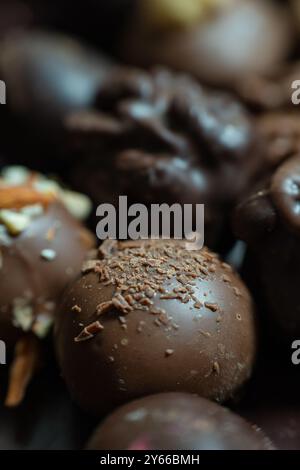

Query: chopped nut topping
<box><xmin>74</xmin><ymin>321</ymin><xmax>104</xmax><ymax>342</ymax></box>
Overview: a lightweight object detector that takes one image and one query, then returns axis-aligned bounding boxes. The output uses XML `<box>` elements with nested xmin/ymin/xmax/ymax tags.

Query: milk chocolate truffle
<box><xmin>0</xmin><ymin>166</ymin><xmax>95</xmax><ymax>406</ymax></box>
<box><xmin>86</xmin><ymin>393</ymin><xmax>273</xmax><ymax>450</ymax></box>
<box><xmin>0</xmin><ymin>31</ymin><xmax>112</xmax><ymax>171</ymax></box>
<box><xmin>121</xmin><ymin>0</ymin><xmax>293</xmax><ymax>89</ymax></box>
<box><xmin>55</xmin><ymin>239</ymin><xmax>257</xmax><ymax>416</ymax></box>
<box><xmin>66</xmin><ymin>66</ymin><xmax>260</xmax><ymax>249</ymax></box>
<box><xmin>233</xmin><ymin>143</ymin><xmax>300</xmax><ymax>342</ymax></box>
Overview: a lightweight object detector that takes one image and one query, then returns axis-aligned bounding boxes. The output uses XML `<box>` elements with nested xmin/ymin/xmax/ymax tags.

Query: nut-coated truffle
<box><xmin>0</xmin><ymin>166</ymin><xmax>95</xmax><ymax>406</ymax></box>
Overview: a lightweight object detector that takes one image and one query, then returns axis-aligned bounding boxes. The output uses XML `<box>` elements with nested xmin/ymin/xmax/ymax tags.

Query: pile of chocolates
<box><xmin>1</xmin><ymin>0</ymin><xmax>300</xmax><ymax>451</ymax></box>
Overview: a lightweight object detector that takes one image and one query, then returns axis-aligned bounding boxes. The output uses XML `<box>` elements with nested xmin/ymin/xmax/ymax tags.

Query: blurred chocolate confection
<box><xmin>66</xmin><ymin>66</ymin><xmax>260</xmax><ymax>249</ymax></box>
<box><xmin>0</xmin><ymin>31</ymin><xmax>112</xmax><ymax>172</ymax></box>
<box><xmin>55</xmin><ymin>239</ymin><xmax>257</xmax><ymax>416</ymax></box>
<box><xmin>233</xmin><ymin>115</ymin><xmax>300</xmax><ymax>342</ymax></box>
<box><xmin>121</xmin><ymin>0</ymin><xmax>294</xmax><ymax>89</ymax></box>
<box><xmin>235</xmin><ymin>62</ymin><xmax>300</xmax><ymax>112</ymax></box>
<box><xmin>236</xmin><ymin>346</ymin><xmax>300</xmax><ymax>451</ymax></box>
<box><xmin>0</xmin><ymin>166</ymin><xmax>95</xmax><ymax>407</ymax></box>
<box><xmin>86</xmin><ymin>393</ymin><xmax>273</xmax><ymax>450</ymax></box>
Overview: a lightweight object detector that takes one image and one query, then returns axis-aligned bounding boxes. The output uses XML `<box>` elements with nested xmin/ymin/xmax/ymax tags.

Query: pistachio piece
<box><xmin>1</xmin><ymin>166</ymin><xmax>30</xmax><ymax>185</ymax></box>
<box><xmin>59</xmin><ymin>189</ymin><xmax>92</xmax><ymax>220</ymax></box>
<box><xmin>0</xmin><ymin>209</ymin><xmax>31</xmax><ymax>235</ymax></box>
<box><xmin>21</xmin><ymin>204</ymin><xmax>44</xmax><ymax>218</ymax></box>
<box><xmin>140</xmin><ymin>0</ymin><xmax>233</xmax><ymax>31</ymax></box>
<box><xmin>12</xmin><ymin>299</ymin><xmax>34</xmax><ymax>332</ymax></box>
<box><xmin>40</xmin><ymin>248</ymin><xmax>57</xmax><ymax>261</ymax></box>
<box><xmin>32</xmin><ymin>314</ymin><xmax>54</xmax><ymax>338</ymax></box>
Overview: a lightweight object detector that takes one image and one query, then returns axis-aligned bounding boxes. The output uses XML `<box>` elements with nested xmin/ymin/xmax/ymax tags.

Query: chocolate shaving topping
<box><xmin>74</xmin><ymin>321</ymin><xmax>104</xmax><ymax>342</ymax></box>
<box><xmin>77</xmin><ymin>241</ymin><xmax>236</xmax><ymax>341</ymax></box>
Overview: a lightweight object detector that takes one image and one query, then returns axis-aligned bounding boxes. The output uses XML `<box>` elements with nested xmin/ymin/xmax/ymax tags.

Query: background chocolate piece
<box><xmin>256</xmin><ymin>113</ymin><xmax>300</xmax><ymax>169</ymax></box>
<box><xmin>66</xmin><ymin>66</ymin><xmax>260</xmax><ymax>249</ymax></box>
<box><xmin>236</xmin><ymin>347</ymin><xmax>300</xmax><ymax>450</ymax></box>
<box><xmin>0</xmin><ymin>350</ymin><xmax>298</xmax><ymax>450</ymax></box>
<box><xmin>86</xmin><ymin>393</ymin><xmax>273</xmax><ymax>450</ymax></box>
<box><xmin>0</xmin><ymin>31</ymin><xmax>112</xmax><ymax>172</ymax></box>
<box><xmin>55</xmin><ymin>240</ymin><xmax>257</xmax><ymax>416</ymax></box>
<box><xmin>0</xmin><ymin>361</ymin><xmax>96</xmax><ymax>450</ymax></box>
<box><xmin>121</xmin><ymin>0</ymin><xmax>294</xmax><ymax>89</ymax></box>
<box><xmin>0</xmin><ymin>166</ymin><xmax>95</xmax><ymax>406</ymax></box>
<box><xmin>0</xmin><ymin>202</ymin><xmax>93</xmax><ymax>349</ymax></box>
<box><xmin>235</xmin><ymin>63</ymin><xmax>300</xmax><ymax>112</ymax></box>
<box><xmin>233</xmin><ymin>150</ymin><xmax>300</xmax><ymax>342</ymax></box>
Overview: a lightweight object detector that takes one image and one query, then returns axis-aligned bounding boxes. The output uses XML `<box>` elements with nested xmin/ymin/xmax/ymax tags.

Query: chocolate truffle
<box><xmin>233</xmin><ymin>138</ymin><xmax>300</xmax><ymax>342</ymax></box>
<box><xmin>86</xmin><ymin>393</ymin><xmax>273</xmax><ymax>450</ymax></box>
<box><xmin>121</xmin><ymin>0</ymin><xmax>293</xmax><ymax>89</ymax></box>
<box><xmin>0</xmin><ymin>166</ymin><xmax>95</xmax><ymax>406</ymax></box>
<box><xmin>0</xmin><ymin>31</ymin><xmax>112</xmax><ymax>171</ymax></box>
<box><xmin>65</xmin><ymin>66</ymin><xmax>260</xmax><ymax>249</ymax></box>
<box><xmin>55</xmin><ymin>239</ymin><xmax>257</xmax><ymax>416</ymax></box>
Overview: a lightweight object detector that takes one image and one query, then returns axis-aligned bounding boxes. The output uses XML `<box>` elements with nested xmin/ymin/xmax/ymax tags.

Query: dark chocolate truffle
<box><xmin>233</xmin><ymin>139</ymin><xmax>300</xmax><ymax>342</ymax></box>
<box><xmin>86</xmin><ymin>392</ymin><xmax>273</xmax><ymax>450</ymax></box>
<box><xmin>65</xmin><ymin>66</ymin><xmax>260</xmax><ymax>249</ymax></box>
<box><xmin>55</xmin><ymin>239</ymin><xmax>257</xmax><ymax>416</ymax></box>
<box><xmin>121</xmin><ymin>0</ymin><xmax>293</xmax><ymax>89</ymax></box>
<box><xmin>0</xmin><ymin>31</ymin><xmax>112</xmax><ymax>171</ymax></box>
<box><xmin>0</xmin><ymin>166</ymin><xmax>95</xmax><ymax>406</ymax></box>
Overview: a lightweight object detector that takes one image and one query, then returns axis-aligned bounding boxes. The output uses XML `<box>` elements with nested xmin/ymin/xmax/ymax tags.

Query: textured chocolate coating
<box><xmin>0</xmin><ymin>202</ymin><xmax>94</xmax><ymax>348</ymax></box>
<box><xmin>86</xmin><ymin>393</ymin><xmax>273</xmax><ymax>450</ymax></box>
<box><xmin>122</xmin><ymin>0</ymin><xmax>293</xmax><ymax>89</ymax></box>
<box><xmin>55</xmin><ymin>240</ymin><xmax>257</xmax><ymax>416</ymax></box>
<box><xmin>0</xmin><ymin>31</ymin><xmax>112</xmax><ymax>170</ymax></box>
<box><xmin>66</xmin><ymin>66</ymin><xmax>260</xmax><ymax>248</ymax></box>
<box><xmin>234</xmin><ymin>150</ymin><xmax>300</xmax><ymax>341</ymax></box>
<box><xmin>0</xmin><ymin>168</ymin><xmax>95</xmax><ymax>349</ymax></box>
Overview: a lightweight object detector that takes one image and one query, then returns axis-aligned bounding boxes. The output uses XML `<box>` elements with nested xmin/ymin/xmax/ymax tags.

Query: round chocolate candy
<box><xmin>0</xmin><ymin>166</ymin><xmax>95</xmax><ymax>406</ymax></box>
<box><xmin>55</xmin><ymin>239</ymin><xmax>257</xmax><ymax>416</ymax></box>
<box><xmin>86</xmin><ymin>393</ymin><xmax>273</xmax><ymax>450</ymax></box>
<box><xmin>0</xmin><ymin>31</ymin><xmax>112</xmax><ymax>171</ymax></box>
<box><xmin>65</xmin><ymin>66</ymin><xmax>260</xmax><ymax>249</ymax></box>
<box><xmin>233</xmin><ymin>144</ymin><xmax>300</xmax><ymax>342</ymax></box>
<box><xmin>121</xmin><ymin>0</ymin><xmax>293</xmax><ymax>89</ymax></box>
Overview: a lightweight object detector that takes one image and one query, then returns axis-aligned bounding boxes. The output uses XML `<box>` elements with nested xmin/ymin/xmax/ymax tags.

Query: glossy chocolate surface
<box><xmin>55</xmin><ymin>240</ymin><xmax>257</xmax><ymax>416</ymax></box>
<box><xmin>122</xmin><ymin>0</ymin><xmax>293</xmax><ymax>88</ymax></box>
<box><xmin>66</xmin><ymin>66</ymin><xmax>260</xmax><ymax>248</ymax></box>
<box><xmin>86</xmin><ymin>392</ymin><xmax>273</xmax><ymax>450</ymax></box>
